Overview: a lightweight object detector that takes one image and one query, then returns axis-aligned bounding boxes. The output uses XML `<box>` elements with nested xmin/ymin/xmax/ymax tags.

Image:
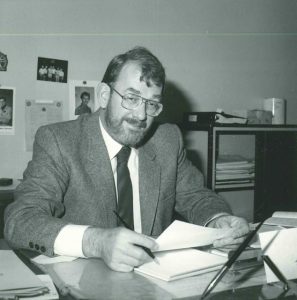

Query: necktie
<box><xmin>117</xmin><ymin>146</ymin><xmax>134</xmax><ymax>229</ymax></box>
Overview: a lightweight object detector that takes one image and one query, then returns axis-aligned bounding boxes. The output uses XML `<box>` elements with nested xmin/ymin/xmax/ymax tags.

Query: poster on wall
<box><xmin>25</xmin><ymin>99</ymin><xmax>63</xmax><ymax>151</ymax></box>
<box><xmin>37</xmin><ymin>57</ymin><xmax>68</xmax><ymax>83</ymax></box>
<box><xmin>69</xmin><ymin>80</ymin><xmax>100</xmax><ymax>120</ymax></box>
<box><xmin>0</xmin><ymin>86</ymin><xmax>15</xmax><ymax>135</ymax></box>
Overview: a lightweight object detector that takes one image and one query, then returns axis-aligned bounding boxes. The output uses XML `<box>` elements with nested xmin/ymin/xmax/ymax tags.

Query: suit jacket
<box><xmin>4</xmin><ymin>111</ymin><xmax>231</xmax><ymax>256</ymax></box>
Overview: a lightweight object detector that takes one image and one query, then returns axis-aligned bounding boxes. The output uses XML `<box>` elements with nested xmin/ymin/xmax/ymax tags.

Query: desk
<box><xmin>36</xmin><ymin>256</ymin><xmax>267</xmax><ymax>299</ymax></box>
<box><xmin>2</xmin><ymin>239</ymin><xmax>296</xmax><ymax>299</ymax></box>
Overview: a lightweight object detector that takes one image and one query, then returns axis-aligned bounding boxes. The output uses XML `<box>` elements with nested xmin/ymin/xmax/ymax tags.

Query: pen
<box><xmin>262</xmin><ymin>255</ymin><xmax>289</xmax><ymax>291</ymax></box>
<box><xmin>201</xmin><ymin>220</ymin><xmax>264</xmax><ymax>299</ymax></box>
<box><xmin>113</xmin><ymin>210</ymin><xmax>158</xmax><ymax>263</ymax></box>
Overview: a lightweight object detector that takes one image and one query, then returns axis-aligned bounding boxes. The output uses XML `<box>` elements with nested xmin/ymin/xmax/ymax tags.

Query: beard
<box><xmin>104</xmin><ymin>106</ymin><xmax>152</xmax><ymax>147</ymax></box>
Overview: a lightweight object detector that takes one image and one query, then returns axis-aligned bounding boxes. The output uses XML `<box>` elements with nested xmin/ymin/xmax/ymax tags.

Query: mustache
<box><xmin>125</xmin><ymin>118</ymin><xmax>147</xmax><ymax>128</ymax></box>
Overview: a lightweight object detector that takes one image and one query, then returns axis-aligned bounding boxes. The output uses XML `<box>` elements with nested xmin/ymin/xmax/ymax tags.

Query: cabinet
<box><xmin>182</xmin><ymin>124</ymin><xmax>297</xmax><ymax>222</ymax></box>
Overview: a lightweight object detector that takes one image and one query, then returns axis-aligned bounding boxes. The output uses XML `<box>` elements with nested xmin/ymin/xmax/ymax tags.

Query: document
<box><xmin>259</xmin><ymin>228</ymin><xmax>297</xmax><ymax>283</ymax></box>
<box><xmin>135</xmin><ymin>248</ymin><xmax>227</xmax><ymax>281</ymax></box>
<box><xmin>264</xmin><ymin>211</ymin><xmax>297</xmax><ymax>228</ymax></box>
<box><xmin>0</xmin><ymin>250</ymin><xmax>49</xmax><ymax>298</ymax></box>
<box><xmin>155</xmin><ymin>220</ymin><xmax>232</xmax><ymax>252</ymax></box>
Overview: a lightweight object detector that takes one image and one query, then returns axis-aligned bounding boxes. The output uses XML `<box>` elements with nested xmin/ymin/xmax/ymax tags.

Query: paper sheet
<box><xmin>25</xmin><ymin>99</ymin><xmax>63</xmax><ymax>151</ymax></box>
<box><xmin>135</xmin><ymin>248</ymin><xmax>227</xmax><ymax>281</ymax></box>
<box><xmin>0</xmin><ymin>250</ymin><xmax>46</xmax><ymax>291</ymax></box>
<box><xmin>155</xmin><ymin>220</ymin><xmax>232</xmax><ymax>252</ymax></box>
<box><xmin>31</xmin><ymin>254</ymin><xmax>78</xmax><ymax>265</ymax></box>
<box><xmin>259</xmin><ymin>228</ymin><xmax>297</xmax><ymax>283</ymax></box>
<box><xmin>21</xmin><ymin>275</ymin><xmax>59</xmax><ymax>300</ymax></box>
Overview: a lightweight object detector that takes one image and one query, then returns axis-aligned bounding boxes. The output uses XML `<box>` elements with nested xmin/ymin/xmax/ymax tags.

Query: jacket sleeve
<box><xmin>4</xmin><ymin>126</ymin><xmax>70</xmax><ymax>256</ymax></box>
<box><xmin>172</xmin><ymin>125</ymin><xmax>232</xmax><ymax>225</ymax></box>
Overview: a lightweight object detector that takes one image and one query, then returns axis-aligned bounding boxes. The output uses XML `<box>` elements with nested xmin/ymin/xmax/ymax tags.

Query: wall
<box><xmin>1</xmin><ymin>0</ymin><xmax>297</xmax><ymax>179</ymax></box>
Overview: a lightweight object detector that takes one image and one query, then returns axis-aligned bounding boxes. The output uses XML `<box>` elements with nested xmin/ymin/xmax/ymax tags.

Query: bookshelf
<box><xmin>182</xmin><ymin>123</ymin><xmax>297</xmax><ymax>222</ymax></box>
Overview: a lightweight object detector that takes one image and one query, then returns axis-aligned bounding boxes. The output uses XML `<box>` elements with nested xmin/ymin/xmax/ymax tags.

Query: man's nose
<box><xmin>132</xmin><ymin>102</ymin><xmax>147</xmax><ymax>120</ymax></box>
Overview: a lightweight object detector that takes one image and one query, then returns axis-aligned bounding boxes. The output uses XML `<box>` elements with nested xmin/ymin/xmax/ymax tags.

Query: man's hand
<box><xmin>207</xmin><ymin>215</ymin><xmax>250</xmax><ymax>248</ymax></box>
<box><xmin>82</xmin><ymin>227</ymin><xmax>158</xmax><ymax>272</ymax></box>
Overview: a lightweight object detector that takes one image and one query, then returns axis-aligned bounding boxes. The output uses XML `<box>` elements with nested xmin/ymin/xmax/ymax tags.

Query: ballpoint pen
<box><xmin>113</xmin><ymin>210</ymin><xmax>159</xmax><ymax>264</ymax></box>
<box><xmin>201</xmin><ymin>220</ymin><xmax>264</xmax><ymax>299</ymax></box>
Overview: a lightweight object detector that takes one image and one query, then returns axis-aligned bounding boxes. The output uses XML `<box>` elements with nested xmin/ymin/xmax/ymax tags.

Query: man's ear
<box><xmin>97</xmin><ymin>82</ymin><xmax>111</xmax><ymax>109</ymax></box>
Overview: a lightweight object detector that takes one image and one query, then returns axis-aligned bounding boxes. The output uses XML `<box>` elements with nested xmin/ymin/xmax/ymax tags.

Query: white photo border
<box><xmin>69</xmin><ymin>80</ymin><xmax>100</xmax><ymax>120</ymax></box>
<box><xmin>0</xmin><ymin>86</ymin><xmax>15</xmax><ymax>135</ymax></box>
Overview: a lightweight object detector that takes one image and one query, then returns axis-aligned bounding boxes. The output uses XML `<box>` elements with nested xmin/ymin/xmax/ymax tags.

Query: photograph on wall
<box><xmin>69</xmin><ymin>80</ymin><xmax>99</xmax><ymax>120</ymax></box>
<box><xmin>37</xmin><ymin>57</ymin><xmax>68</xmax><ymax>83</ymax></box>
<box><xmin>0</xmin><ymin>86</ymin><xmax>15</xmax><ymax>135</ymax></box>
<box><xmin>0</xmin><ymin>51</ymin><xmax>8</xmax><ymax>71</ymax></box>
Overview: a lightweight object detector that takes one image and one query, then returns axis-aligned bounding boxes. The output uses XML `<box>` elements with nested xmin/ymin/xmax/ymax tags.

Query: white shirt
<box><xmin>54</xmin><ymin>117</ymin><xmax>141</xmax><ymax>257</ymax></box>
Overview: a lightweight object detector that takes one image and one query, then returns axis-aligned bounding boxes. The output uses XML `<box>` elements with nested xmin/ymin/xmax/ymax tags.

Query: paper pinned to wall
<box><xmin>25</xmin><ymin>99</ymin><xmax>63</xmax><ymax>151</ymax></box>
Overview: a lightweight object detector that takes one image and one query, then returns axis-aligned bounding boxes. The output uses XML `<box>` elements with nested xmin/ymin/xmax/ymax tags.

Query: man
<box><xmin>4</xmin><ymin>47</ymin><xmax>249</xmax><ymax>272</ymax></box>
<box><xmin>75</xmin><ymin>91</ymin><xmax>92</xmax><ymax>115</ymax></box>
<box><xmin>0</xmin><ymin>96</ymin><xmax>12</xmax><ymax>125</ymax></box>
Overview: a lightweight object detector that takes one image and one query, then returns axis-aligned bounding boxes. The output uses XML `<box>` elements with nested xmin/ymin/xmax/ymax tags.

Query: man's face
<box><xmin>81</xmin><ymin>95</ymin><xmax>90</xmax><ymax>105</ymax></box>
<box><xmin>0</xmin><ymin>99</ymin><xmax>5</xmax><ymax>109</ymax></box>
<box><xmin>101</xmin><ymin>62</ymin><xmax>162</xmax><ymax>147</ymax></box>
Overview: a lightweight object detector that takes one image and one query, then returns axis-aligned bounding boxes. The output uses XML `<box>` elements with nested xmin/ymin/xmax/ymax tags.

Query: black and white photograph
<box><xmin>69</xmin><ymin>80</ymin><xmax>99</xmax><ymax>120</ymax></box>
<box><xmin>0</xmin><ymin>86</ymin><xmax>15</xmax><ymax>134</ymax></box>
<box><xmin>2</xmin><ymin>1</ymin><xmax>297</xmax><ymax>299</ymax></box>
<box><xmin>37</xmin><ymin>57</ymin><xmax>68</xmax><ymax>83</ymax></box>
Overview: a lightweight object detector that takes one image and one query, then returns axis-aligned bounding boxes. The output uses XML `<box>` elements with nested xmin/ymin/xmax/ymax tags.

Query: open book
<box><xmin>134</xmin><ymin>248</ymin><xmax>227</xmax><ymax>281</ymax></box>
<box><xmin>134</xmin><ymin>220</ymin><xmax>232</xmax><ymax>281</ymax></box>
<box><xmin>264</xmin><ymin>211</ymin><xmax>297</xmax><ymax>228</ymax></box>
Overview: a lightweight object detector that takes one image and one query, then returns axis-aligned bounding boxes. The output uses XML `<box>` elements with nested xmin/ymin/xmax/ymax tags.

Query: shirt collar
<box><xmin>99</xmin><ymin>117</ymin><xmax>122</xmax><ymax>161</ymax></box>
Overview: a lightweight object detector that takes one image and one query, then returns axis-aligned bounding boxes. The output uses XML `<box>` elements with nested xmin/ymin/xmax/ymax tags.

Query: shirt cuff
<box><xmin>54</xmin><ymin>224</ymin><xmax>89</xmax><ymax>257</ymax></box>
<box><xmin>204</xmin><ymin>213</ymin><xmax>231</xmax><ymax>227</ymax></box>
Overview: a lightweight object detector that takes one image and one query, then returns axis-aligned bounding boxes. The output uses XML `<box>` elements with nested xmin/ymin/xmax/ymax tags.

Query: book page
<box><xmin>264</xmin><ymin>211</ymin><xmax>297</xmax><ymax>227</ymax></box>
<box><xmin>259</xmin><ymin>228</ymin><xmax>297</xmax><ymax>283</ymax></box>
<box><xmin>155</xmin><ymin>220</ymin><xmax>232</xmax><ymax>252</ymax></box>
<box><xmin>134</xmin><ymin>248</ymin><xmax>227</xmax><ymax>281</ymax></box>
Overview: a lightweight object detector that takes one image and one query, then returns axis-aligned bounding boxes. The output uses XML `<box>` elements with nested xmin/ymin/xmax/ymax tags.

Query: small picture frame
<box><xmin>0</xmin><ymin>86</ymin><xmax>15</xmax><ymax>135</ymax></box>
<box><xmin>37</xmin><ymin>57</ymin><xmax>68</xmax><ymax>83</ymax></box>
<box><xmin>69</xmin><ymin>80</ymin><xmax>99</xmax><ymax>120</ymax></box>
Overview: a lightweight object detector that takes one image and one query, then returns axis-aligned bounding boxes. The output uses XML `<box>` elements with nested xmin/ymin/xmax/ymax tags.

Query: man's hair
<box><xmin>80</xmin><ymin>92</ymin><xmax>90</xmax><ymax>99</ymax></box>
<box><xmin>102</xmin><ymin>46</ymin><xmax>166</xmax><ymax>90</ymax></box>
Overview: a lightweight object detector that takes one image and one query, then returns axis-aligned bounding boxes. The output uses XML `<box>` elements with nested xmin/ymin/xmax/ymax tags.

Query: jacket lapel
<box><xmin>139</xmin><ymin>143</ymin><xmax>161</xmax><ymax>235</ymax></box>
<box><xmin>84</xmin><ymin>112</ymin><xmax>117</xmax><ymax>228</ymax></box>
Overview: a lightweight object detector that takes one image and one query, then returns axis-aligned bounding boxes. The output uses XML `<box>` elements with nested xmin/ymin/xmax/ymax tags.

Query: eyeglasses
<box><xmin>108</xmin><ymin>85</ymin><xmax>163</xmax><ymax>117</ymax></box>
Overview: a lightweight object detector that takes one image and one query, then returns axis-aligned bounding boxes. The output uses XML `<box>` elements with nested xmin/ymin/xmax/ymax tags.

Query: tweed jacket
<box><xmin>4</xmin><ymin>111</ymin><xmax>231</xmax><ymax>256</ymax></box>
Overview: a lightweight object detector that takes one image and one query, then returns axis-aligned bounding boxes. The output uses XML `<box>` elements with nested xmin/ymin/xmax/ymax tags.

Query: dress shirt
<box><xmin>54</xmin><ymin>117</ymin><xmax>141</xmax><ymax>257</ymax></box>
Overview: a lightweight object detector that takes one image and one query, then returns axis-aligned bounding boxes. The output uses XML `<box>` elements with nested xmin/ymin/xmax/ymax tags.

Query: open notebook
<box><xmin>134</xmin><ymin>220</ymin><xmax>231</xmax><ymax>281</ymax></box>
<box><xmin>134</xmin><ymin>248</ymin><xmax>227</xmax><ymax>281</ymax></box>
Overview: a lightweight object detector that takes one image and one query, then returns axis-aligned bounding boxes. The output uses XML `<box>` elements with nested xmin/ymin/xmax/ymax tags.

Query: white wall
<box><xmin>1</xmin><ymin>0</ymin><xmax>297</xmax><ymax>178</ymax></box>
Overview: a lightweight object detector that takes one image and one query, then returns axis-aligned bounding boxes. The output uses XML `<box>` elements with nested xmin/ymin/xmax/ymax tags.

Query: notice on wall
<box><xmin>25</xmin><ymin>99</ymin><xmax>63</xmax><ymax>151</ymax></box>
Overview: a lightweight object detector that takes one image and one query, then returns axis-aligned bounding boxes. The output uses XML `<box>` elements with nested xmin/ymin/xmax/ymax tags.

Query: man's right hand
<box><xmin>82</xmin><ymin>227</ymin><xmax>158</xmax><ymax>272</ymax></box>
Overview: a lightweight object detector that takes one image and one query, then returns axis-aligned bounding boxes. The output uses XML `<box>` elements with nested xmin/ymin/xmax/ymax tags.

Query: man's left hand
<box><xmin>207</xmin><ymin>215</ymin><xmax>250</xmax><ymax>248</ymax></box>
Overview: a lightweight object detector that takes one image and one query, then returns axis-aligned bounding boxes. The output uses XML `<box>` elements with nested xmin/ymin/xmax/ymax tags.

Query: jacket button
<box><xmin>35</xmin><ymin>244</ymin><xmax>40</xmax><ymax>251</ymax></box>
<box><xmin>29</xmin><ymin>242</ymin><xmax>34</xmax><ymax>248</ymax></box>
<box><xmin>40</xmin><ymin>246</ymin><xmax>46</xmax><ymax>253</ymax></box>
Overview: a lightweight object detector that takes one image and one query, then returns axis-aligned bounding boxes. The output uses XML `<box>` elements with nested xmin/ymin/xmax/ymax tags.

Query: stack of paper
<box><xmin>215</xmin><ymin>154</ymin><xmax>255</xmax><ymax>185</ymax></box>
<box><xmin>0</xmin><ymin>250</ymin><xmax>49</xmax><ymax>299</ymax></box>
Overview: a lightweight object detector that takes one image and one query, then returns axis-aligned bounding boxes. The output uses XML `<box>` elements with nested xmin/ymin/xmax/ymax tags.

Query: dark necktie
<box><xmin>117</xmin><ymin>146</ymin><xmax>134</xmax><ymax>229</ymax></box>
